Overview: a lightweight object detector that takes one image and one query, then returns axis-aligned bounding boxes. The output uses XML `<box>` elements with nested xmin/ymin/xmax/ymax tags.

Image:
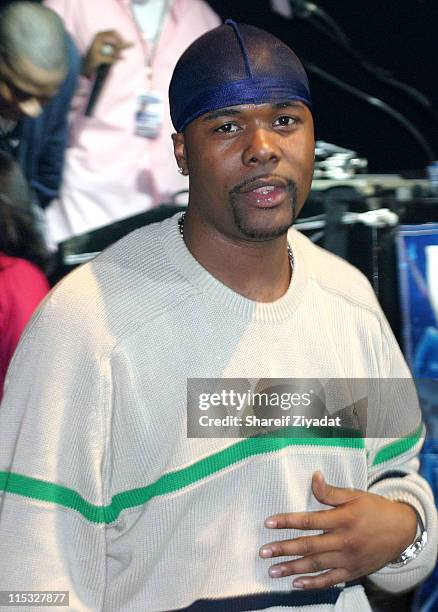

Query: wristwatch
<box><xmin>388</xmin><ymin>510</ymin><xmax>428</xmax><ymax>567</ymax></box>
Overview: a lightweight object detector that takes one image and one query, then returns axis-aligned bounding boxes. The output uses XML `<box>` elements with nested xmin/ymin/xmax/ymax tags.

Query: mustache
<box><xmin>230</xmin><ymin>175</ymin><xmax>297</xmax><ymax>195</ymax></box>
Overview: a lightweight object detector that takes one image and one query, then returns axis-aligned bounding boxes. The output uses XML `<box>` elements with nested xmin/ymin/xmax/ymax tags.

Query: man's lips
<box><xmin>236</xmin><ymin>177</ymin><xmax>288</xmax><ymax>194</ymax></box>
<box><xmin>234</xmin><ymin>177</ymin><xmax>289</xmax><ymax>208</ymax></box>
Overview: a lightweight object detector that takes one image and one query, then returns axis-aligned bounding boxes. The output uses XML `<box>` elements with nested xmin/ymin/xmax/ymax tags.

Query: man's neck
<box><xmin>181</xmin><ymin>214</ymin><xmax>292</xmax><ymax>302</ymax></box>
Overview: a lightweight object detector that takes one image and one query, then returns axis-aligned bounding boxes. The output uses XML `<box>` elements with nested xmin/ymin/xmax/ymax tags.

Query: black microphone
<box><xmin>84</xmin><ymin>63</ymin><xmax>111</xmax><ymax>117</ymax></box>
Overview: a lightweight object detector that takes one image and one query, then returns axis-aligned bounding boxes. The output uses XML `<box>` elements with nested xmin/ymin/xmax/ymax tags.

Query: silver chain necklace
<box><xmin>177</xmin><ymin>213</ymin><xmax>294</xmax><ymax>270</ymax></box>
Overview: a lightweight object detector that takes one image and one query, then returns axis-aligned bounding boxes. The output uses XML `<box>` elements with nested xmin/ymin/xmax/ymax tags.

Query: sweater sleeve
<box><xmin>0</xmin><ymin>284</ymin><xmax>111</xmax><ymax>611</ymax></box>
<box><xmin>366</xmin><ymin>315</ymin><xmax>438</xmax><ymax>593</ymax></box>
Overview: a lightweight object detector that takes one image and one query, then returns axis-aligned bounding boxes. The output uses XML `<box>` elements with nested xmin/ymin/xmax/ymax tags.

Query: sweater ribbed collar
<box><xmin>161</xmin><ymin>212</ymin><xmax>309</xmax><ymax>324</ymax></box>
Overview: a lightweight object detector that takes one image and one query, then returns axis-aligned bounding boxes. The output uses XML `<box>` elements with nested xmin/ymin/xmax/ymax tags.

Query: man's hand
<box><xmin>82</xmin><ymin>30</ymin><xmax>133</xmax><ymax>77</ymax></box>
<box><xmin>259</xmin><ymin>471</ymin><xmax>418</xmax><ymax>589</ymax></box>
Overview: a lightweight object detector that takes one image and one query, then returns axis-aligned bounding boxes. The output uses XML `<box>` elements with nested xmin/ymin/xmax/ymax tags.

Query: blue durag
<box><xmin>169</xmin><ymin>19</ymin><xmax>312</xmax><ymax>133</ymax></box>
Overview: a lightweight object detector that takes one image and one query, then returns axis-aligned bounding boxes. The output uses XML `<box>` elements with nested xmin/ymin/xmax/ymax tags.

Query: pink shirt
<box><xmin>0</xmin><ymin>255</ymin><xmax>49</xmax><ymax>400</ymax></box>
<box><xmin>44</xmin><ymin>0</ymin><xmax>220</xmax><ymax>243</ymax></box>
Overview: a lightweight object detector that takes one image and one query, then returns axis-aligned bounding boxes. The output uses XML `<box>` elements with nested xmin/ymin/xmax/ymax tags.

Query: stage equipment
<box><xmin>314</xmin><ymin>141</ymin><xmax>367</xmax><ymax>179</ymax></box>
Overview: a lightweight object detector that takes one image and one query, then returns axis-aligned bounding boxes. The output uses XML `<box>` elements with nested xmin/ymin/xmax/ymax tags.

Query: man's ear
<box><xmin>172</xmin><ymin>132</ymin><xmax>189</xmax><ymax>176</ymax></box>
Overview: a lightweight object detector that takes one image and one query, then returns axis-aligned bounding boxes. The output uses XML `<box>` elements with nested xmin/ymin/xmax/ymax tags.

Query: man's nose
<box><xmin>242</xmin><ymin>128</ymin><xmax>281</xmax><ymax>166</ymax></box>
<box><xmin>18</xmin><ymin>98</ymin><xmax>43</xmax><ymax>118</ymax></box>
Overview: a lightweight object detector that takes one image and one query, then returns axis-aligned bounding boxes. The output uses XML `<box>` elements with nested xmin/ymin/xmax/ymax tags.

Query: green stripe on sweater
<box><xmin>371</xmin><ymin>423</ymin><xmax>424</xmax><ymax>466</ymax></box>
<box><xmin>0</xmin><ymin>431</ymin><xmax>364</xmax><ymax>523</ymax></box>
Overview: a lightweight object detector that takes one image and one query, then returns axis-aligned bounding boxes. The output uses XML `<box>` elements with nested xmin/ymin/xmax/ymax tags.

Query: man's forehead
<box><xmin>201</xmin><ymin>101</ymin><xmax>309</xmax><ymax>122</ymax></box>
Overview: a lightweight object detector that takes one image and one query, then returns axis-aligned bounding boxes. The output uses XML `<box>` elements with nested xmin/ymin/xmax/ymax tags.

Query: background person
<box><xmin>44</xmin><ymin>0</ymin><xmax>220</xmax><ymax>245</ymax></box>
<box><xmin>0</xmin><ymin>151</ymin><xmax>50</xmax><ymax>400</ymax></box>
<box><xmin>0</xmin><ymin>1</ymin><xmax>80</xmax><ymax>215</ymax></box>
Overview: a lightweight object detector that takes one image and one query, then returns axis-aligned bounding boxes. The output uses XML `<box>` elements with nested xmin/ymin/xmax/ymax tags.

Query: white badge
<box><xmin>135</xmin><ymin>90</ymin><xmax>164</xmax><ymax>139</ymax></box>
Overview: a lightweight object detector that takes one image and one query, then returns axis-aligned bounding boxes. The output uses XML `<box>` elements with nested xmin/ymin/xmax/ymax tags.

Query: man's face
<box><xmin>173</xmin><ymin>101</ymin><xmax>314</xmax><ymax>243</ymax></box>
<box><xmin>0</xmin><ymin>54</ymin><xmax>65</xmax><ymax>120</ymax></box>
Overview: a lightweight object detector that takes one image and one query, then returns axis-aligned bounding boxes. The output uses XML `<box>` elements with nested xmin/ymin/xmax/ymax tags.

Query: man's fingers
<box><xmin>293</xmin><ymin>568</ymin><xmax>351</xmax><ymax>590</ymax></box>
<box><xmin>99</xmin><ymin>48</ymin><xmax>123</xmax><ymax>61</ymax></box>
<box><xmin>311</xmin><ymin>471</ymin><xmax>362</xmax><ymax>507</ymax></box>
<box><xmin>103</xmin><ymin>39</ymin><xmax>134</xmax><ymax>52</ymax></box>
<box><xmin>83</xmin><ymin>30</ymin><xmax>134</xmax><ymax>76</ymax></box>
<box><xmin>96</xmin><ymin>56</ymin><xmax>117</xmax><ymax>66</ymax></box>
<box><xmin>95</xmin><ymin>30</ymin><xmax>134</xmax><ymax>52</ymax></box>
<box><xmin>260</xmin><ymin>533</ymin><xmax>340</xmax><ymax>559</ymax></box>
<box><xmin>264</xmin><ymin>474</ymin><xmax>364</xmax><ymax>532</ymax></box>
<box><xmin>265</xmin><ymin>507</ymin><xmax>341</xmax><ymax>531</ymax></box>
<box><xmin>267</xmin><ymin>551</ymin><xmax>344</xmax><ymax>578</ymax></box>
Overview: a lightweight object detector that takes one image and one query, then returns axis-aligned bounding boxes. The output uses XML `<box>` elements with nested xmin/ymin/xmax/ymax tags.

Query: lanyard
<box><xmin>130</xmin><ymin>0</ymin><xmax>172</xmax><ymax>83</ymax></box>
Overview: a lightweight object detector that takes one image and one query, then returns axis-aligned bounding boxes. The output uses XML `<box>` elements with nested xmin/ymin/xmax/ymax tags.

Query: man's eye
<box><xmin>274</xmin><ymin>116</ymin><xmax>297</xmax><ymax>127</ymax></box>
<box><xmin>215</xmin><ymin>123</ymin><xmax>240</xmax><ymax>133</ymax></box>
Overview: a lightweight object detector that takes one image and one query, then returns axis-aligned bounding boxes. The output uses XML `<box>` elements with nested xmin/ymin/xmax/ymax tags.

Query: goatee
<box><xmin>229</xmin><ymin>180</ymin><xmax>297</xmax><ymax>241</ymax></box>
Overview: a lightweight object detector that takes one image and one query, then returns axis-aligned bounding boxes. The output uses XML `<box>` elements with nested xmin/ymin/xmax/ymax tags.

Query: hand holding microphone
<box><xmin>82</xmin><ymin>30</ymin><xmax>133</xmax><ymax>78</ymax></box>
<box><xmin>83</xmin><ymin>30</ymin><xmax>133</xmax><ymax>116</ymax></box>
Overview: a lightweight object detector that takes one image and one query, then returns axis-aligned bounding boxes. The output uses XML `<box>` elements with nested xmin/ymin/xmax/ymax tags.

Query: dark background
<box><xmin>207</xmin><ymin>0</ymin><xmax>438</xmax><ymax>174</ymax></box>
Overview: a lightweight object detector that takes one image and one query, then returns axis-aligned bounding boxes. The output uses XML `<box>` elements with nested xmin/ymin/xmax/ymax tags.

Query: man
<box><xmin>43</xmin><ymin>0</ymin><xmax>220</xmax><ymax>244</ymax></box>
<box><xmin>0</xmin><ymin>21</ymin><xmax>436</xmax><ymax>612</ymax></box>
<box><xmin>0</xmin><ymin>1</ymin><xmax>79</xmax><ymax>210</ymax></box>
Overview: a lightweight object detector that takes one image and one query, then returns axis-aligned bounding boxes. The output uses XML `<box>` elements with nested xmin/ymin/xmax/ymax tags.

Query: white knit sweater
<box><xmin>0</xmin><ymin>213</ymin><xmax>436</xmax><ymax>612</ymax></box>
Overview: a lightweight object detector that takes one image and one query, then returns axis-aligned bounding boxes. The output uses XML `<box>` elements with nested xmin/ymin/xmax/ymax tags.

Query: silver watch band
<box><xmin>388</xmin><ymin>510</ymin><xmax>428</xmax><ymax>567</ymax></box>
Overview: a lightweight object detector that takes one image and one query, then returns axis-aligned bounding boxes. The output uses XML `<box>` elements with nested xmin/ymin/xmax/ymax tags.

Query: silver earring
<box><xmin>178</xmin><ymin>167</ymin><xmax>184</xmax><ymax>174</ymax></box>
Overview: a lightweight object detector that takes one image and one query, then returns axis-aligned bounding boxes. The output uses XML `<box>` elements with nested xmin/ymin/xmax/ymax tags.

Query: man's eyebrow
<box><xmin>272</xmin><ymin>101</ymin><xmax>306</xmax><ymax>110</ymax></box>
<box><xmin>202</xmin><ymin>108</ymin><xmax>242</xmax><ymax>122</ymax></box>
<box><xmin>202</xmin><ymin>100</ymin><xmax>307</xmax><ymax>122</ymax></box>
